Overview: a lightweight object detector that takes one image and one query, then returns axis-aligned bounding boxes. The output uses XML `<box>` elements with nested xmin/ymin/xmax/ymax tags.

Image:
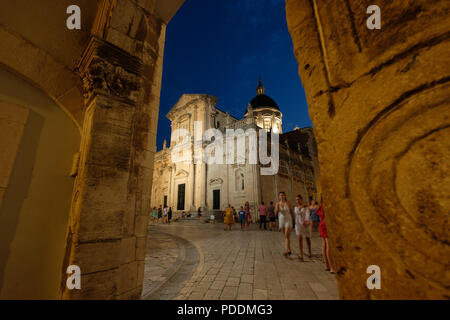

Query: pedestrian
<box><xmin>223</xmin><ymin>204</ymin><xmax>235</xmax><ymax>231</ymax></box>
<box><xmin>197</xmin><ymin>207</ymin><xmax>202</xmax><ymax>221</ymax></box>
<box><xmin>274</xmin><ymin>205</ymin><xmax>280</xmax><ymax>231</ymax></box>
<box><xmin>168</xmin><ymin>207</ymin><xmax>173</xmax><ymax>224</ymax></box>
<box><xmin>316</xmin><ymin>200</ymin><xmax>335</xmax><ymax>274</ymax></box>
<box><xmin>158</xmin><ymin>205</ymin><xmax>162</xmax><ymax>223</ymax></box>
<box><xmin>267</xmin><ymin>201</ymin><xmax>276</xmax><ymax>231</ymax></box>
<box><xmin>163</xmin><ymin>206</ymin><xmax>168</xmax><ymax>223</ymax></box>
<box><xmin>244</xmin><ymin>201</ymin><xmax>251</xmax><ymax>231</ymax></box>
<box><xmin>238</xmin><ymin>206</ymin><xmax>246</xmax><ymax>230</ymax></box>
<box><xmin>258</xmin><ymin>201</ymin><xmax>268</xmax><ymax>230</ymax></box>
<box><xmin>232</xmin><ymin>207</ymin><xmax>237</xmax><ymax>223</ymax></box>
<box><xmin>310</xmin><ymin>200</ymin><xmax>320</xmax><ymax>232</ymax></box>
<box><xmin>294</xmin><ymin>195</ymin><xmax>312</xmax><ymax>261</ymax></box>
<box><xmin>152</xmin><ymin>207</ymin><xmax>158</xmax><ymax>223</ymax></box>
<box><xmin>275</xmin><ymin>192</ymin><xmax>295</xmax><ymax>258</ymax></box>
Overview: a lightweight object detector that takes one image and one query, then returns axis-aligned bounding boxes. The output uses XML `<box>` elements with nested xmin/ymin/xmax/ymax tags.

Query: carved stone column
<box><xmin>287</xmin><ymin>0</ymin><xmax>450</xmax><ymax>299</ymax></box>
<box><xmin>61</xmin><ymin>36</ymin><xmax>144</xmax><ymax>300</ymax></box>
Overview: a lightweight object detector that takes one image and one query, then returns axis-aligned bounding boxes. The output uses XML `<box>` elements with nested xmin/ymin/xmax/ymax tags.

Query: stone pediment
<box><xmin>209</xmin><ymin>178</ymin><xmax>223</xmax><ymax>185</ymax></box>
<box><xmin>166</xmin><ymin>94</ymin><xmax>218</xmax><ymax>121</ymax></box>
<box><xmin>175</xmin><ymin>169</ymin><xmax>189</xmax><ymax>178</ymax></box>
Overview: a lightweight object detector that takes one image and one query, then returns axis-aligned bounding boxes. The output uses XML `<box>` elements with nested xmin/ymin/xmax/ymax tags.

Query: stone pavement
<box><xmin>142</xmin><ymin>218</ymin><xmax>339</xmax><ymax>300</ymax></box>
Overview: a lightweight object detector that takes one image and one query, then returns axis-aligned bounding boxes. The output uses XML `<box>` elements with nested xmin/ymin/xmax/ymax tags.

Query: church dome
<box><xmin>250</xmin><ymin>94</ymin><xmax>279</xmax><ymax>111</ymax></box>
<box><xmin>245</xmin><ymin>78</ymin><xmax>283</xmax><ymax>133</ymax></box>
<box><xmin>247</xmin><ymin>78</ymin><xmax>280</xmax><ymax>112</ymax></box>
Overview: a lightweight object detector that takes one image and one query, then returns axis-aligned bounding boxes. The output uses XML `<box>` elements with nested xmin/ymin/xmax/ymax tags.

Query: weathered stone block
<box><xmin>88</xmin><ymin>107</ymin><xmax>134</xmax><ymax>171</ymax></box>
<box><xmin>116</xmin><ymin>261</ymin><xmax>139</xmax><ymax>295</ymax></box>
<box><xmin>135</xmin><ymin>237</ymin><xmax>147</xmax><ymax>261</ymax></box>
<box><xmin>134</xmin><ymin>215</ymin><xmax>149</xmax><ymax>237</ymax></box>
<box><xmin>77</xmin><ymin>165</ymin><xmax>130</xmax><ymax>242</ymax></box>
<box><xmin>64</xmin><ymin>268</ymin><xmax>117</xmax><ymax>300</ymax></box>
<box><xmin>72</xmin><ymin>240</ymin><xmax>121</xmax><ymax>274</ymax></box>
<box><xmin>136</xmin><ymin>260</ymin><xmax>146</xmax><ymax>287</ymax></box>
<box><xmin>120</xmin><ymin>237</ymin><xmax>136</xmax><ymax>264</ymax></box>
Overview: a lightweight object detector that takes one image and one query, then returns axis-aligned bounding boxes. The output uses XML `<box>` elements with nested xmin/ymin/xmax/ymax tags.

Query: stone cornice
<box><xmin>176</xmin><ymin>113</ymin><xmax>192</xmax><ymax>123</ymax></box>
<box><xmin>209</xmin><ymin>178</ymin><xmax>224</xmax><ymax>185</ymax></box>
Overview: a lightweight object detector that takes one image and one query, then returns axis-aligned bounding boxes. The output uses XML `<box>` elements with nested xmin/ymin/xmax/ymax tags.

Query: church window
<box><xmin>264</xmin><ymin>118</ymin><xmax>271</xmax><ymax>131</ymax></box>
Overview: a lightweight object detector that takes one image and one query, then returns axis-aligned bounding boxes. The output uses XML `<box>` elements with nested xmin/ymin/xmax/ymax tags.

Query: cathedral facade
<box><xmin>150</xmin><ymin>81</ymin><xmax>320</xmax><ymax>217</ymax></box>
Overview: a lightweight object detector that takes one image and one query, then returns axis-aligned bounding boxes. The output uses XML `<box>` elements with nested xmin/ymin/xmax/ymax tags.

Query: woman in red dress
<box><xmin>316</xmin><ymin>201</ymin><xmax>335</xmax><ymax>274</ymax></box>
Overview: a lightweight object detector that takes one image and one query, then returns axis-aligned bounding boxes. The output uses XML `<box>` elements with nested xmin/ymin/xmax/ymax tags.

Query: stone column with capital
<box><xmin>61</xmin><ymin>0</ymin><xmax>173</xmax><ymax>299</ymax></box>
<box><xmin>62</xmin><ymin>36</ymin><xmax>144</xmax><ymax>300</ymax></box>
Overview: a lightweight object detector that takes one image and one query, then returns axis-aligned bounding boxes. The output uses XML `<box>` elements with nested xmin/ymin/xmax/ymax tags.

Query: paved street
<box><xmin>142</xmin><ymin>218</ymin><xmax>338</xmax><ymax>300</ymax></box>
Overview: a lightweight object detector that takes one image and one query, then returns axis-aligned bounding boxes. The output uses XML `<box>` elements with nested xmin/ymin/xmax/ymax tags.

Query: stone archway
<box><xmin>0</xmin><ymin>0</ymin><xmax>448</xmax><ymax>300</ymax></box>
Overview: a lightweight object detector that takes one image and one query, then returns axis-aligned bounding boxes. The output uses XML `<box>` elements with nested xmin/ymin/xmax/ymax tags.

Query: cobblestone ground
<box><xmin>142</xmin><ymin>218</ymin><xmax>338</xmax><ymax>300</ymax></box>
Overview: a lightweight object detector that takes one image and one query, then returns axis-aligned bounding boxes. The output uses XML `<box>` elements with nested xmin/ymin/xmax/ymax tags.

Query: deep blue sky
<box><xmin>157</xmin><ymin>0</ymin><xmax>310</xmax><ymax>150</ymax></box>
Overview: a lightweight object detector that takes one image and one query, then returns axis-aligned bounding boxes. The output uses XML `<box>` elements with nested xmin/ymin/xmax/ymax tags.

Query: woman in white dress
<box><xmin>275</xmin><ymin>191</ymin><xmax>295</xmax><ymax>257</ymax></box>
<box><xmin>294</xmin><ymin>195</ymin><xmax>312</xmax><ymax>261</ymax></box>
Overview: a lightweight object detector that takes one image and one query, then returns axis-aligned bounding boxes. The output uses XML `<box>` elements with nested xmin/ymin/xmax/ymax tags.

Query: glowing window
<box><xmin>264</xmin><ymin>118</ymin><xmax>271</xmax><ymax>130</ymax></box>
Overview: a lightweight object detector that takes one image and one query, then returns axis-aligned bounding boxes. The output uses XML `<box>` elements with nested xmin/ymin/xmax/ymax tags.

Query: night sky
<box><xmin>157</xmin><ymin>0</ymin><xmax>310</xmax><ymax>150</ymax></box>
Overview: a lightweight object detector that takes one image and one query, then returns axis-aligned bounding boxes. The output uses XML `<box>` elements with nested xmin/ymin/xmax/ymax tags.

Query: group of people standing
<box><xmin>222</xmin><ymin>192</ymin><xmax>336</xmax><ymax>274</ymax></box>
<box><xmin>223</xmin><ymin>201</ymin><xmax>277</xmax><ymax>232</ymax></box>
<box><xmin>151</xmin><ymin>205</ymin><xmax>173</xmax><ymax>224</ymax></box>
<box><xmin>223</xmin><ymin>202</ymin><xmax>253</xmax><ymax>231</ymax></box>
